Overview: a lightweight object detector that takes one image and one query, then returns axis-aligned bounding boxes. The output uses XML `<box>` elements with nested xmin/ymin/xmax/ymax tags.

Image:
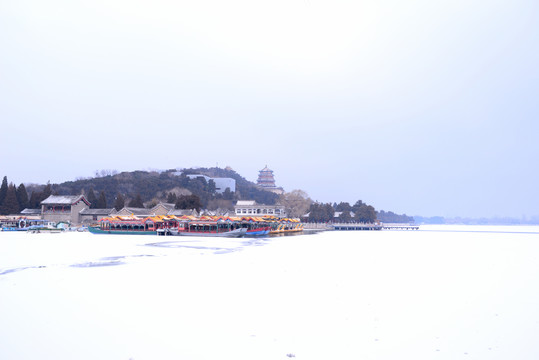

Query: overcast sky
<box><xmin>1</xmin><ymin>0</ymin><xmax>538</xmax><ymax>218</ymax></box>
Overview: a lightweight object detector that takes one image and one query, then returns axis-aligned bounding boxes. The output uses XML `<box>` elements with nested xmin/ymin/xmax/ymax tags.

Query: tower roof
<box><xmin>257</xmin><ymin>165</ymin><xmax>276</xmax><ymax>187</ymax></box>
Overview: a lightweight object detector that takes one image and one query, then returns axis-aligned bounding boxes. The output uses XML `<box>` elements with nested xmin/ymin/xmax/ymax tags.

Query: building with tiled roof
<box><xmin>167</xmin><ymin>209</ymin><xmax>199</xmax><ymax>217</ymax></box>
<box><xmin>150</xmin><ymin>203</ymin><xmax>176</xmax><ymax>216</ymax></box>
<box><xmin>79</xmin><ymin>208</ymin><xmax>117</xmax><ymax>224</ymax></box>
<box><xmin>20</xmin><ymin>208</ymin><xmax>42</xmax><ymax>216</ymax></box>
<box><xmin>41</xmin><ymin>195</ymin><xmax>91</xmax><ymax>224</ymax></box>
<box><xmin>115</xmin><ymin>207</ymin><xmax>154</xmax><ymax>217</ymax></box>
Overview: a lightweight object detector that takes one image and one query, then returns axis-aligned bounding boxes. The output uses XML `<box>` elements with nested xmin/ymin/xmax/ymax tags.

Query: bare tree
<box><xmin>279</xmin><ymin>189</ymin><xmax>312</xmax><ymax>218</ymax></box>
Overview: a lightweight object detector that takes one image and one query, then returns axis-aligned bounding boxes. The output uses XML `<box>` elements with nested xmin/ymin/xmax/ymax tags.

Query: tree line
<box><xmin>306</xmin><ymin>200</ymin><xmax>377</xmax><ymax>223</ymax></box>
<box><xmin>376</xmin><ymin>210</ymin><xmax>414</xmax><ymax>223</ymax></box>
<box><xmin>0</xmin><ymin>176</ymin><xmax>52</xmax><ymax>215</ymax></box>
<box><xmin>278</xmin><ymin>191</ymin><xmax>412</xmax><ymax>223</ymax></box>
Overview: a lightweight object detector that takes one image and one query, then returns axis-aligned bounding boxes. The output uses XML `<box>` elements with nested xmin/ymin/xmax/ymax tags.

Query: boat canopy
<box><xmin>98</xmin><ymin>214</ymin><xmax>300</xmax><ymax>226</ymax></box>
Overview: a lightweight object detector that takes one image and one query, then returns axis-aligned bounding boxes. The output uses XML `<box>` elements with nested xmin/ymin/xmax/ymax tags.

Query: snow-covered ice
<box><xmin>1</xmin><ymin>226</ymin><xmax>539</xmax><ymax>359</ymax></box>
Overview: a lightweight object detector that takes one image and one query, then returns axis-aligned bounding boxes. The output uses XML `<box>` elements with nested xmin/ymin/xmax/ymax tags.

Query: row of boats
<box><xmin>89</xmin><ymin>215</ymin><xmax>303</xmax><ymax>237</ymax></box>
<box><xmin>0</xmin><ymin>218</ymin><xmax>73</xmax><ymax>233</ymax></box>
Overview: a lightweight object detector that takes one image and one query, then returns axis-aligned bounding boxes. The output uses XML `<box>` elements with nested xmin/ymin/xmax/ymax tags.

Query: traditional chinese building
<box><xmin>40</xmin><ymin>195</ymin><xmax>91</xmax><ymax>224</ymax></box>
<box><xmin>114</xmin><ymin>207</ymin><xmax>154</xmax><ymax>217</ymax></box>
<box><xmin>256</xmin><ymin>166</ymin><xmax>284</xmax><ymax>194</ymax></box>
<box><xmin>257</xmin><ymin>166</ymin><xmax>276</xmax><ymax>188</ymax></box>
<box><xmin>79</xmin><ymin>208</ymin><xmax>117</xmax><ymax>224</ymax></box>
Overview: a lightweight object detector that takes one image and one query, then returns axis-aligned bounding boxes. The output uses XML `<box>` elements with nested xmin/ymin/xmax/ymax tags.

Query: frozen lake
<box><xmin>1</xmin><ymin>225</ymin><xmax>539</xmax><ymax>359</ymax></box>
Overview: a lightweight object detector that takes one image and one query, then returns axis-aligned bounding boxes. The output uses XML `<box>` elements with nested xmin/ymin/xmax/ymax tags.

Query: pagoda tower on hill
<box><xmin>256</xmin><ymin>166</ymin><xmax>284</xmax><ymax>194</ymax></box>
<box><xmin>257</xmin><ymin>165</ymin><xmax>276</xmax><ymax>188</ymax></box>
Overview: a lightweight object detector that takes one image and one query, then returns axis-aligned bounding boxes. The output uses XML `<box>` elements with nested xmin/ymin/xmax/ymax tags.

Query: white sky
<box><xmin>1</xmin><ymin>0</ymin><xmax>538</xmax><ymax>217</ymax></box>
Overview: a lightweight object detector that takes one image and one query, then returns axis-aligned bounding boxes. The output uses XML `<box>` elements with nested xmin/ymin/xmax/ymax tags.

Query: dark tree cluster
<box><xmin>114</xmin><ymin>193</ymin><xmax>125</xmax><ymax>211</ymax></box>
<box><xmin>128</xmin><ymin>194</ymin><xmax>144</xmax><ymax>208</ymax></box>
<box><xmin>377</xmin><ymin>210</ymin><xmax>414</xmax><ymax>223</ymax></box>
<box><xmin>308</xmin><ymin>200</ymin><xmax>377</xmax><ymax>223</ymax></box>
<box><xmin>86</xmin><ymin>187</ymin><xmax>108</xmax><ymax>209</ymax></box>
<box><xmin>175</xmin><ymin>195</ymin><xmax>202</xmax><ymax>212</ymax></box>
<box><xmin>307</xmin><ymin>202</ymin><xmax>335</xmax><ymax>222</ymax></box>
<box><xmin>0</xmin><ymin>176</ymin><xmax>52</xmax><ymax>215</ymax></box>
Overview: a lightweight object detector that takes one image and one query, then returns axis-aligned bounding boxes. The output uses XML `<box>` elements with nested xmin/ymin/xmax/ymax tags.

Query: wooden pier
<box><xmin>331</xmin><ymin>223</ymin><xmax>382</xmax><ymax>231</ymax></box>
<box><xmin>382</xmin><ymin>224</ymin><xmax>420</xmax><ymax>230</ymax></box>
<box><xmin>303</xmin><ymin>223</ymin><xmax>420</xmax><ymax>231</ymax></box>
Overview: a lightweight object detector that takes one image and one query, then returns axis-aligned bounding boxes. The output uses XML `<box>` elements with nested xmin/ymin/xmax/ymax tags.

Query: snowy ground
<box><xmin>1</xmin><ymin>227</ymin><xmax>539</xmax><ymax>359</ymax></box>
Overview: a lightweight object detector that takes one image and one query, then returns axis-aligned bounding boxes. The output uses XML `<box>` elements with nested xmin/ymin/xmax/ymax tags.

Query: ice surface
<box><xmin>1</xmin><ymin>226</ymin><xmax>539</xmax><ymax>359</ymax></box>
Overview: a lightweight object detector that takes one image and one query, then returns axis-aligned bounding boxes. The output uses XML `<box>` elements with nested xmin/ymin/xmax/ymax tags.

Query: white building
<box><xmin>234</xmin><ymin>200</ymin><xmax>287</xmax><ymax>218</ymax></box>
<box><xmin>185</xmin><ymin>174</ymin><xmax>236</xmax><ymax>194</ymax></box>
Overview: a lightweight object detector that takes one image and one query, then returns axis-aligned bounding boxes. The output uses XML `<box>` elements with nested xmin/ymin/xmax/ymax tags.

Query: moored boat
<box><xmin>88</xmin><ymin>226</ymin><xmax>157</xmax><ymax>235</ymax></box>
<box><xmin>237</xmin><ymin>217</ymin><xmax>272</xmax><ymax>237</ymax></box>
<box><xmin>159</xmin><ymin>227</ymin><xmax>247</xmax><ymax>238</ymax></box>
<box><xmin>89</xmin><ymin>215</ymin><xmax>163</xmax><ymax>235</ymax></box>
<box><xmin>269</xmin><ymin>218</ymin><xmax>303</xmax><ymax>235</ymax></box>
<box><xmin>89</xmin><ymin>214</ymin><xmax>302</xmax><ymax>237</ymax></box>
<box><xmin>1</xmin><ymin>217</ymin><xmax>58</xmax><ymax>232</ymax></box>
<box><xmin>157</xmin><ymin>218</ymin><xmax>247</xmax><ymax>237</ymax></box>
<box><xmin>245</xmin><ymin>226</ymin><xmax>271</xmax><ymax>236</ymax></box>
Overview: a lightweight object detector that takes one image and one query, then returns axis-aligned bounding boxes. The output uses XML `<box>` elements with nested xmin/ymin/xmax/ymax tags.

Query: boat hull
<box><xmin>245</xmin><ymin>227</ymin><xmax>271</xmax><ymax>237</ymax></box>
<box><xmin>1</xmin><ymin>227</ymin><xmax>29</xmax><ymax>232</ymax></box>
<box><xmin>158</xmin><ymin>228</ymin><xmax>247</xmax><ymax>238</ymax></box>
<box><xmin>88</xmin><ymin>227</ymin><xmax>157</xmax><ymax>235</ymax></box>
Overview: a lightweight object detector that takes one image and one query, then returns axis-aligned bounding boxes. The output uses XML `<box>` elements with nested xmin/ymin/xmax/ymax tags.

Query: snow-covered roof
<box><xmin>117</xmin><ymin>207</ymin><xmax>153</xmax><ymax>216</ymax></box>
<box><xmin>236</xmin><ymin>200</ymin><xmax>256</xmax><ymax>206</ymax></box>
<box><xmin>151</xmin><ymin>203</ymin><xmax>176</xmax><ymax>211</ymax></box>
<box><xmin>168</xmin><ymin>209</ymin><xmax>198</xmax><ymax>216</ymax></box>
<box><xmin>41</xmin><ymin>195</ymin><xmax>90</xmax><ymax>206</ymax></box>
<box><xmin>79</xmin><ymin>208</ymin><xmax>116</xmax><ymax>215</ymax></box>
<box><xmin>20</xmin><ymin>208</ymin><xmax>41</xmax><ymax>215</ymax></box>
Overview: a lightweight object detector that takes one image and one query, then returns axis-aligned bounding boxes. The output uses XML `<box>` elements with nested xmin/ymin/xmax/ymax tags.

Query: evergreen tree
<box><xmin>175</xmin><ymin>195</ymin><xmax>202</xmax><ymax>212</ymax></box>
<box><xmin>167</xmin><ymin>192</ymin><xmax>177</xmax><ymax>204</ymax></box>
<box><xmin>354</xmin><ymin>204</ymin><xmax>377</xmax><ymax>223</ymax></box>
<box><xmin>308</xmin><ymin>202</ymin><xmax>335</xmax><ymax>222</ymax></box>
<box><xmin>323</xmin><ymin>203</ymin><xmax>336</xmax><ymax>222</ymax></box>
<box><xmin>40</xmin><ymin>183</ymin><xmax>52</xmax><ymax>203</ymax></box>
<box><xmin>87</xmin><ymin>187</ymin><xmax>98</xmax><ymax>209</ymax></box>
<box><xmin>16</xmin><ymin>183</ymin><xmax>29</xmax><ymax>211</ymax></box>
<box><xmin>114</xmin><ymin>193</ymin><xmax>125</xmax><ymax>211</ymax></box>
<box><xmin>208</xmin><ymin>179</ymin><xmax>216</xmax><ymax>194</ymax></box>
<box><xmin>376</xmin><ymin>210</ymin><xmax>414</xmax><ymax>223</ymax></box>
<box><xmin>338</xmin><ymin>210</ymin><xmax>353</xmax><ymax>222</ymax></box>
<box><xmin>222</xmin><ymin>188</ymin><xmax>234</xmax><ymax>200</ymax></box>
<box><xmin>97</xmin><ymin>191</ymin><xmax>107</xmax><ymax>208</ymax></box>
<box><xmin>28</xmin><ymin>191</ymin><xmax>40</xmax><ymax>209</ymax></box>
<box><xmin>0</xmin><ymin>176</ymin><xmax>8</xmax><ymax>206</ymax></box>
<box><xmin>128</xmin><ymin>194</ymin><xmax>144</xmax><ymax>208</ymax></box>
<box><xmin>2</xmin><ymin>184</ymin><xmax>20</xmax><ymax>215</ymax></box>
<box><xmin>351</xmin><ymin>200</ymin><xmax>365</xmax><ymax>214</ymax></box>
<box><xmin>335</xmin><ymin>202</ymin><xmax>352</xmax><ymax>212</ymax></box>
